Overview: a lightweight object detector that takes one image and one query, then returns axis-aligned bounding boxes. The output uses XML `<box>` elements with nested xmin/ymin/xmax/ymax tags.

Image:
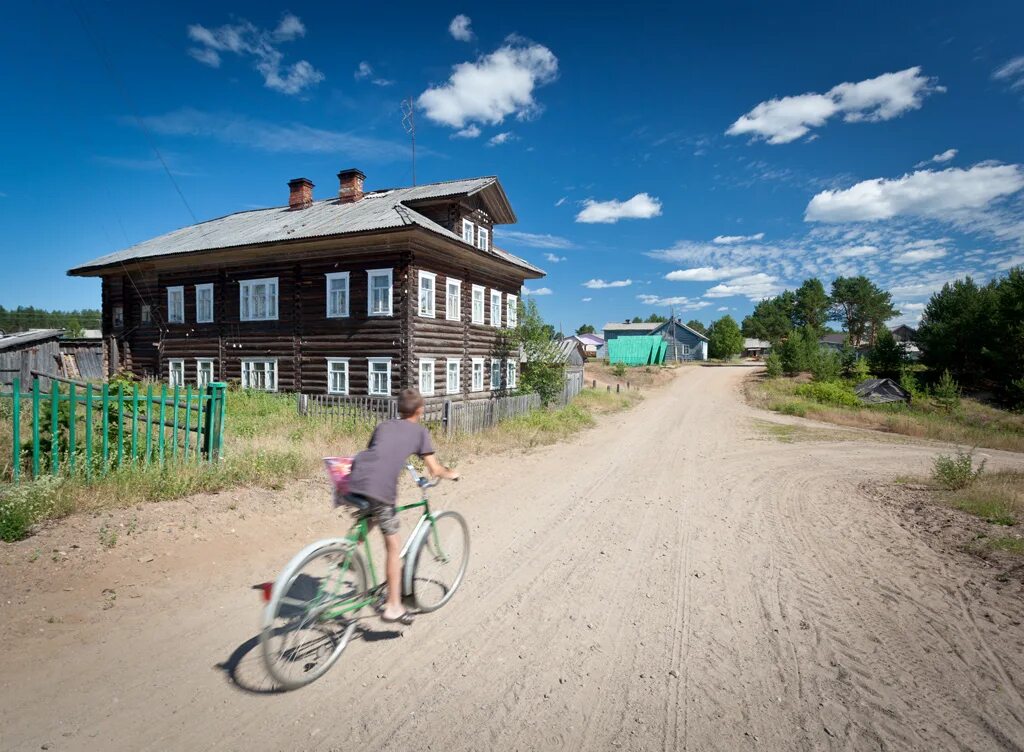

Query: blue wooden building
<box><xmin>602</xmin><ymin>318</ymin><xmax>708</xmax><ymax>361</ymax></box>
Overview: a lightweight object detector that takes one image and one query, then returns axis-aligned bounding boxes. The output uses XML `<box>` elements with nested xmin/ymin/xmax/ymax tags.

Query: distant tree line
<box><xmin>0</xmin><ymin>305</ymin><xmax>101</xmax><ymax>337</ymax></box>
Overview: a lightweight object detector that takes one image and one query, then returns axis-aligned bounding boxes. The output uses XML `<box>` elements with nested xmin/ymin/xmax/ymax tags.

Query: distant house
<box><xmin>567</xmin><ymin>332</ymin><xmax>605</xmax><ymax>358</ymax></box>
<box><xmin>891</xmin><ymin>324</ymin><xmax>917</xmax><ymax>343</ymax></box>
<box><xmin>819</xmin><ymin>332</ymin><xmax>849</xmax><ymax>351</ymax></box>
<box><xmin>743</xmin><ymin>338</ymin><xmax>771</xmax><ymax>359</ymax></box>
<box><xmin>602</xmin><ymin>318</ymin><xmax>708</xmax><ymax>361</ymax></box>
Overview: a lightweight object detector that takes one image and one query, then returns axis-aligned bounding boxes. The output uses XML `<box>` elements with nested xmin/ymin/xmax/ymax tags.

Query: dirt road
<box><xmin>3</xmin><ymin>367</ymin><xmax>1024</xmax><ymax>751</ymax></box>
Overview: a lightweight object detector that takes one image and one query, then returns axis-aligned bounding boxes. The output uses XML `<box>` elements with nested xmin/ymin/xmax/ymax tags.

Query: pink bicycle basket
<box><xmin>323</xmin><ymin>456</ymin><xmax>354</xmax><ymax>507</ymax></box>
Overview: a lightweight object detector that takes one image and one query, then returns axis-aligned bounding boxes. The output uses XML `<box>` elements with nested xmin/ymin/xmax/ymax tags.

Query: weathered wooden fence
<box><xmin>1</xmin><ymin>375</ymin><xmax>227</xmax><ymax>484</ymax></box>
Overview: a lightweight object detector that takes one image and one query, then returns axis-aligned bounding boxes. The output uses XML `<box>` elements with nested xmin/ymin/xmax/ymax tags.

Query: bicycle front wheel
<box><xmin>260</xmin><ymin>542</ymin><xmax>368</xmax><ymax>690</ymax></box>
<box><xmin>408</xmin><ymin>511</ymin><xmax>470</xmax><ymax>613</ymax></box>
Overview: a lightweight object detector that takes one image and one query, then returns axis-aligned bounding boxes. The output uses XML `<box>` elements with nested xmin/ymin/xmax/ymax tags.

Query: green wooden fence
<box><xmin>1</xmin><ymin>375</ymin><xmax>227</xmax><ymax>484</ymax></box>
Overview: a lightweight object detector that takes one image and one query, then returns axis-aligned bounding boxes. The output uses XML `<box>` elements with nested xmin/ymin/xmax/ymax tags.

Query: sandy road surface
<box><xmin>3</xmin><ymin>367</ymin><xmax>1024</xmax><ymax>751</ymax></box>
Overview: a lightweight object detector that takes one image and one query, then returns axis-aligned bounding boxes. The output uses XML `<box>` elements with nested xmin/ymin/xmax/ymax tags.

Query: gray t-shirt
<box><xmin>347</xmin><ymin>419</ymin><xmax>436</xmax><ymax>505</ymax></box>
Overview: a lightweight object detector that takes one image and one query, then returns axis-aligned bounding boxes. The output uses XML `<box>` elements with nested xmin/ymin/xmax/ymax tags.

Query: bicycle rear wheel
<box><xmin>260</xmin><ymin>542</ymin><xmax>368</xmax><ymax>690</ymax></box>
<box><xmin>408</xmin><ymin>511</ymin><xmax>470</xmax><ymax>613</ymax></box>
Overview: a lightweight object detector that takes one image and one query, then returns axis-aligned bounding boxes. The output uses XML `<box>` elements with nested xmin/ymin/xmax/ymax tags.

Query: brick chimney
<box><xmin>288</xmin><ymin>178</ymin><xmax>314</xmax><ymax>210</ymax></box>
<box><xmin>337</xmin><ymin>169</ymin><xmax>366</xmax><ymax>203</ymax></box>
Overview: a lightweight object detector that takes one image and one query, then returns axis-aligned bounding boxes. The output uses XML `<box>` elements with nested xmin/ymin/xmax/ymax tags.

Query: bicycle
<box><xmin>259</xmin><ymin>464</ymin><xmax>470</xmax><ymax>690</ymax></box>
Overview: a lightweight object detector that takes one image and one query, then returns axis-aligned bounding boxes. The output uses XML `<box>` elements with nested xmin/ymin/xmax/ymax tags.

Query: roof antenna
<box><xmin>401</xmin><ymin>97</ymin><xmax>417</xmax><ymax>186</ymax></box>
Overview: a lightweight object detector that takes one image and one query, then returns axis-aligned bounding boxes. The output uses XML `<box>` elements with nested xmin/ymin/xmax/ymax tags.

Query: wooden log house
<box><xmin>67</xmin><ymin>170</ymin><xmax>545</xmax><ymax>402</ymax></box>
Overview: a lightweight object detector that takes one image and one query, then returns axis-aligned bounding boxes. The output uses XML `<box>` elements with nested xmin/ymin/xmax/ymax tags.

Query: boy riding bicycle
<box><xmin>345</xmin><ymin>387</ymin><xmax>459</xmax><ymax>625</ymax></box>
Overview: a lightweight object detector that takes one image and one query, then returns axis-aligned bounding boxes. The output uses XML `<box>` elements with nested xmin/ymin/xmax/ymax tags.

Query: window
<box><xmin>490</xmin><ymin>358</ymin><xmax>503</xmax><ymax>390</ymax></box>
<box><xmin>419</xmin><ymin>358</ymin><xmax>436</xmax><ymax>396</ymax></box>
<box><xmin>196</xmin><ymin>283</ymin><xmax>214</xmax><ymax>323</ymax></box>
<box><xmin>418</xmin><ymin>271</ymin><xmax>436</xmax><ymax>318</ymax></box>
<box><xmin>368</xmin><ymin>358</ymin><xmax>392</xmax><ymax>396</ymax></box>
<box><xmin>471</xmin><ymin>285</ymin><xmax>485</xmax><ymax>324</ymax></box>
<box><xmin>490</xmin><ymin>290</ymin><xmax>502</xmax><ymax>327</ymax></box>
<box><xmin>446</xmin><ymin>279</ymin><xmax>462</xmax><ymax>321</ymax></box>
<box><xmin>682</xmin><ymin>344</ymin><xmax>691</xmax><ymax>356</ymax></box>
<box><xmin>168</xmin><ymin>359</ymin><xmax>185</xmax><ymax>387</ymax></box>
<box><xmin>477</xmin><ymin>227</ymin><xmax>490</xmax><ymax>251</ymax></box>
<box><xmin>141</xmin><ymin>304</ymin><xmax>151</xmax><ymax>325</ymax></box>
<box><xmin>167</xmin><ymin>286</ymin><xmax>184</xmax><ymax>323</ymax></box>
<box><xmin>367</xmin><ymin>269</ymin><xmax>393</xmax><ymax>316</ymax></box>
<box><xmin>461</xmin><ymin>219</ymin><xmax>475</xmax><ymax>245</ymax></box>
<box><xmin>112</xmin><ymin>305</ymin><xmax>124</xmax><ymax>329</ymax></box>
<box><xmin>326</xmin><ymin>272</ymin><xmax>350</xmax><ymax>318</ymax></box>
<box><xmin>446</xmin><ymin>358</ymin><xmax>461</xmax><ymax>394</ymax></box>
<box><xmin>240</xmin><ymin>277</ymin><xmax>278</xmax><ymax>322</ymax></box>
<box><xmin>241</xmin><ymin>359</ymin><xmax>277</xmax><ymax>391</ymax></box>
<box><xmin>471</xmin><ymin>358</ymin><xmax>485</xmax><ymax>392</ymax></box>
<box><xmin>196</xmin><ymin>358</ymin><xmax>214</xmax><ymax>386</ymax></box>
<box><xmin>506</xmin><ymin>359</ymin><xmax>518</xmax><ymax>389</ymax></box>
<box><xmin>506</xmin><ymin>294</ymin><xmax>518</xmax><ymax>328</ymax></box>
<box><xmin>326</xmin><ymin>358</ymin><xmax>349</xmax><ymax>395</ymax></box>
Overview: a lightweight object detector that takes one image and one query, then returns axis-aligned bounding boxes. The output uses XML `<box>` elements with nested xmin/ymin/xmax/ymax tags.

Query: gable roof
<box><xmin>603</xmin><ymin>322</ymin><xmax>661</xmax><ymax>333</ymax></box>
<box><xmin>572</xmin><ymin>333</ymin><xmax>605</xmax><ymax>346</ymax></box>
<box><xmin>652</xmin><ymin>319</ymin><xmax>710</xmax><ymax>342</ymax></box>
<box><xmin>67</xmin><ymin>176</ymin><xmax>541</xmax><ymax>277</ymax></box>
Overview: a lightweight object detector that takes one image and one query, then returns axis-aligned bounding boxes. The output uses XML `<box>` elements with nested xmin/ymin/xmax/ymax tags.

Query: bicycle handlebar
<box><xmin>405</xmin><ymin>464</ymin><xmax>458</xmax><ymax>489</ymax></box>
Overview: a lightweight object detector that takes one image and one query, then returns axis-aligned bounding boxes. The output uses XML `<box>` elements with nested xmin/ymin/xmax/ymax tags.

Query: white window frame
<box><xmin>326</xmin><ymin>357</ymin><xmax>350</xmax><ymax>395</ymax></box>
<box><xmin>446</xmin><ymin>357</ymin><xmax>461</xmax><ymax>394</ymax></box>
<box><xmin>682</xmin><ymin>344</ymin><xmax>691</xmax><ymax>356</ymax></box>
<box><xmin>239</xmin><ymin>277</ymin><xmax>278</xmax><ymax>322</ymax></box>
<box><xmin>462</xmin><ymin>219</ymin><xmax>475</xmax><ymax>245</ymax></box>
<box><xmin>419</xmin><ymin>358</ymin><xmax>436</xmax><ymax>396</ymax></box>
<box><xmin>368</xmin><ymin>357</ymin><xmax>392</xmax><ymax>396</ymax></box>
<box><xmin>506</xmin><ymin>359</ymin><xmax>518</xmax><ymax>389</ymax></box>
<box><xmin>140</xmin><ymin>304</ymin><xmax>151</xmax><ymax>325</ymax></box>
<box><xmin>446</xmin><ymin>278</ymin><xmax>462</xmax><ymax>321</ymax></box>
<box><xmin>506</xmin><ymin>294</ymin><xmax>518</xmax><ymax>328</ymax></box>
<box><xmin>490</xmin><ymin>358</ymin><xmax>503</xmax><ymax>390</ymax></box>
<box><xmin>477</xmin><ymin>227</ymin><xmax>490</xmax><ymax>251</ymax></box>
<box><xmin>167</xmin><ymin>286</ymin><xmax>185</xmax><ymax>324</ymax></box>
<box><xmin>471</xmin><ymin>285</ymin><xmax>485</xmax><ymax>324</ymax></box>
<box><xmin>471</xmin><ymin>358</ymin><xmax>485</xmax><ymax>392</ymax></box>
<box><xmin>418</xmin><ymin>271</ymin><xmax>436</xmax><ymax>318</ymax></box>
<box><xmin>167</xmin><ymin>358</ymin><xmax>185</xmax><ymax>387</ymax></box>
<box><xmin>325</xmin><ymin>272</ymin><xmax>350</xmax><ymax>319</ymax></box>
<box><xmin>195</xmin><ymin>283</ymin><xmax>214</xmax><ymax>324</ymax></box>
<box><xmin>367</xmin><ymin>269</ymin><xmax>393</xmax><ymax>317</ymax></box>
<box><xmin>490</xmin><ymin>290</ymin><xmax>502</xmax><ymax>328</ymax></box>
<box><xmin>241</xmin><ymin>358</ymin><xmax>278</xmax><ymax>392</ymax></box>
<box><xmin>196</xmin><ymin>358</ymin><xmax>215</xmax><ymax>387</ymax></box>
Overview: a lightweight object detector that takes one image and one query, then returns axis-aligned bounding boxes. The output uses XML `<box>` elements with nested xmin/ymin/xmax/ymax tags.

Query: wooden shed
<box><xmin>0</xmin><ymin>329</ymin><xmax>63</xmax><ymax>388</ymax></box>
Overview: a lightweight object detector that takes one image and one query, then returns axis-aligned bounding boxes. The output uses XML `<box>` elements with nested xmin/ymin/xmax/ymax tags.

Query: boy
<box><xmin>346</xmin><ymin>387</ymin><xmax>459</xmax><ymax>625</ymax></box>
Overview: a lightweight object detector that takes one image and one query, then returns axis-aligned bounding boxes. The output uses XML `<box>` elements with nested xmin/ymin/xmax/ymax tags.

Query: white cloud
<box><xmin>186</xmin><ymin>14</ymin><xmax>324</xmax><ymax>96</ymax></box>
<box><xmin>452</xmin><ymin>125</ymin><xmax>481</xmax><ymax>139</ymax></box>
<box><xmin>837</xmin><ymin>244</ymin><xmax>879</xmax><ymax>257</ymax></box>
<box><xmin>555</xmin><ymin>196</ymin><xmax>567</xmax><ymax>207</ymax></box>
<box><xmin>637</xmin><ymin>294</ymin><xmax>710</xmax><ymax>309</ymax></box>
<box><xmin>418</xmin><ymin>39</ymin><xmax>558</xmax><ymax>129</ymax></box>
<box><xmin>727</xmin><ymin>67</ymin><xmax>942</xmax><ymax>144</ymax></box>
<box><xmin>575</xmin><ymin>193</ymin><xmax>662</xmax><ymax>224</ymax></box>
<box><xmin>522</xmin><ymin>286</ymin><xmax>553</xmax><ymax>296</ymax></box>
<box><xmin>582</xmin><ymin>297</ymin><xmax>592</xmax><ymax>302</ymax></box>
<box><xmin>704</xmin><ymin>273</ymin><xmax>782</xmax><ymax>301</ymax></box>
<box><xmin>713</xmin><ymin>233</ymin><xmax>764</xmax><ymax>244</ymax></box>
<box><xmin>805</xmin><ymin>164</ymin><xmax>1024</xmax><ymax>223</ymax></box>
<box><xmin>497</xmin><ymin>230</ymin><xmax>574</xmax><ymax>249</ymax></box>
<box><xmin>894</xmin><ymin>247</ymin><xmax>947</xmax><ymax>264</ymax></box>
<box><xmin>137</xmin><ymin>108</ymin><xmax>410</xmax><ymax>161</ymax></box>
<box><xmin>488</xmin><ymin>131</ymin><xmax>514</xmax><ymax>146</ymax></box>
<box><xmin>354</xmin><ymin>61</ymin><xmax>393</xmax><ymax>86</ymax></box>
<box><xmin>665</xmin><ymin>266</ymin><xmax>754</xmax><ymax>281</ymax></box>
<box><xmin>915</xmin><ymin>148</ymin><xmax>957</xmax><ymax>168</ymax></box>
<box><xmin>583</xmin><ymin>279</ymin><xmax>632</xmax><ymax>289</ymax></box>
<box><xmin>716</xmin><ymin>306</ymin><xmax>730</xmax><ymax>312</ymax></box>
<box><xmin>544</xmin><ymin>253</ymin><xmax>567</xmax><ymax>263</ymax></box>
<box><xmin>993</xmin><ymin>56</ymin><xmax>1024</xmax><ymax>90</ymax></box>
<box><xmin>448</xmin><ymin>14</ymin><xmax>474</xmax><ymax>42</ymax></box>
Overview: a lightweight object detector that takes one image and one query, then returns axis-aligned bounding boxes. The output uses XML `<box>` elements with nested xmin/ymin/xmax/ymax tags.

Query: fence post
<box><xmin>202</xmin><ymin>383</ymin><xmax>227</xmax><ymax>460</ymax></box>
<box><xmin>443</xmin><ymin>400</ymin><xmax>452</xmax><ymax>437</ymax></box>
<box><xmin>68</xmin><ymin>384</ymin><xmax>76</xmax><ymax>474</ymax></box>
<box><xmin>616</xmin><ymin>384</ymin><xmax>620</xmax><ymax>393</ymax></box>
<box><xmin>217</xmin><ymin>382</ymin><xmax>227</xmax><ymax>460</ymax></box>
<box><xmin>297</xmin><ymin>392</ymin><xmax>307</xmax><ymax>416</ymax></box>
<box><xmin>32</xmin><ymin>377</ymin><xmax>40</xmax><ymax>479</ymax></box>
<box><xmin>11</xmin><ymin>377</ymin><xmax>19</xmax><ymax>483</ymax></box>
<box><xmin>592</xmin><ymin>379</ymin><xmax>596</xmax><ymax>389</ymax></box>
<box><xmin>101</xmin><ymin>383</ymin><xmax>109</xmax><ymax>475</ymax></box>
<box><xmin>85</xmin><ymin>384</ymin><xmax>93</xmax><ymax>480</ymax></box>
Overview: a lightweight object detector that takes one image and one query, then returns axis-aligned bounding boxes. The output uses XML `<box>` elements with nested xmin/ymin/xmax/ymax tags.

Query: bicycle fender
<box><xmin>263</xmin><ymin>538</ymin><xmax>352</xmax><ymax>624</ymax></box>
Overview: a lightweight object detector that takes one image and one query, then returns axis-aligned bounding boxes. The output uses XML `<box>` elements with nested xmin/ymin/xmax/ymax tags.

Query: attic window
<box><xmin>461</xmin><ymin>219</ymin><xmax>475</xmax><ymax>245</ymax></box>
<box><xmin>477</xmin><ymin>227</ymin><xmax>490</xmax><ymax>251</ymax></box>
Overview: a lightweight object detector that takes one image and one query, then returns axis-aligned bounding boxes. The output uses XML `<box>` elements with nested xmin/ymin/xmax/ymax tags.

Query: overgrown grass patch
<box><xmin>746</xmin><ymin>375</ymin><xmax>1024</xmax><ymax>452</ymax></box>
<box><xmin>984</xmin><ymin>536</ymin><xmax>1024</xmax><ymax>555</ymax></box>
<box><xmin>947</xmin><ymin>471</ymin><xmax>1024</xmax><ymax>527</ymax></box>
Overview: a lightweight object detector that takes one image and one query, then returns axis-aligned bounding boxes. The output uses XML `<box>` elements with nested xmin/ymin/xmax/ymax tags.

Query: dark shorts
<box><xmin>345</xmin><ymin>493</ymin><xmax>399</xmax><ymax>536</ymax></box>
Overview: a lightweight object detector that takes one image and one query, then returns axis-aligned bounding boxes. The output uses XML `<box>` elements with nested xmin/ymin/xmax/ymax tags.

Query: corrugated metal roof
<box><xmin>744</xmin><ymin>338</ymin><xmax>771</xmax><ymax>349</ymax></box>
<box><xmin>68</xmin><ymin>176</ymin><xmax>541</xmax><ymax>276</ymax></box>
<box><xmin>0</xmin><ymin>329</ymin><xmax>63</xmax><ymax>351</ymax></box>
<box><xmin>603</xmin><ymin>322</ymin><xmax>661</xmax><ymax>332</ymax></box>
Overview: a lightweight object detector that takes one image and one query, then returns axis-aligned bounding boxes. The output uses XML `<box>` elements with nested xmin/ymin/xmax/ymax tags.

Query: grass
<box><xmin>947</xmin><ymin>471</ymin><xmax>1024</xmax><ymax>526</ymax></box>
<box><xmin>0</xmin><ymin>384</ymin><xmax>641</xmax><ymax>541</ymax></box>
<box><xmin>984</xmin><ymin>537</ymin><xmax>1024</xmax><ymax>555</ymax></box>
<box><xmin>746</xmin><ymin>375</ymin><xmax>1024</xmax><ymax>453</ymax></box>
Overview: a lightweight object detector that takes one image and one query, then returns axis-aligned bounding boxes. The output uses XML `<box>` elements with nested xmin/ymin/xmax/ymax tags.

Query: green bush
<box><xmin>764</xmin><ymin>351</ymin><xmax>783</xmax><ymax>378</ymax></box>
<box><xmin>932</xmin><ymin>369</ymin><xmax>961</xmax><ymax>413</ymax></box>
<box><xmin>771</xmin><ymin>401</ymin><xmax>807</xmax><ymax>417</ymax></box>
<box><xmin>777</xmin><ymin>326</ymin><xmax>820</xmax><ymax>375</ymax></box>
<box><xmin>794</xmin><ymin>381</ymin><xmax>860</xmax><ymax>407</ymax></box>
<box><xmin>811</xmin><ymin>350</ymin><xmax>842</xmax><ymax>382</ymax></box>
<box><xmin>899</xmin><ymin>368</ymin><xmax>925</xmax><ymax>402</ymax></box>
<box><xmin>932</xmin><ymin>449</ymin><xmax>985</xmax><ymax>490</ymax></box>
<box><xmin>849</xmin><ymin>357</ymin><xmax>871</xmax><ymax>383</ymax></box>
<box><xmin>612</xmin><ymin>362</ymin><xmax>627</xmax><ymax>379</ymax></box>
<box><xmin>0</xmin><ymin>476</ymin><xmax>62</xmax><ymax>541</ymax></box>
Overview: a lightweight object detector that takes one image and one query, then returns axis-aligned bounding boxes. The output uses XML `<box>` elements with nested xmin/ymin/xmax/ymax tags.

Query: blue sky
<box><xmin>1</xmin><ymin>1</ymin><xmax>1023</xmax><ymax>332</ymax></box>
